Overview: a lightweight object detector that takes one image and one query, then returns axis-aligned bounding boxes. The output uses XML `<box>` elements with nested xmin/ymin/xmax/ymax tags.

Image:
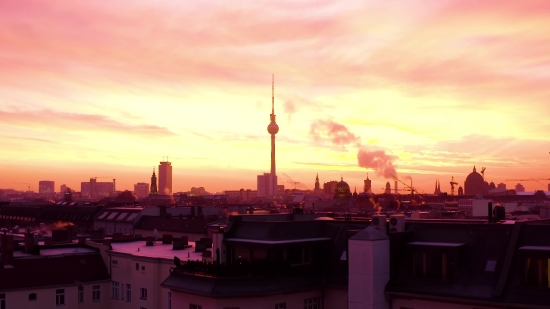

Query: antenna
<box><xmin>272</xmin><ymin>74</ymin><xmax>274</xmax><ymax>115</ymax></box>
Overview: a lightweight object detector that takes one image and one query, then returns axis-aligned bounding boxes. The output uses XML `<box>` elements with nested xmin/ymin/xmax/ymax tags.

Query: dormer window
<box><xmin>520</xmin><ymin>246</ymin><xmax>550</xmax><ymax>288</ymax></box>
<box><xmin>408</xmin><ymin>242</ymin><xmax>466</xmax><ymax>281</ymax></box>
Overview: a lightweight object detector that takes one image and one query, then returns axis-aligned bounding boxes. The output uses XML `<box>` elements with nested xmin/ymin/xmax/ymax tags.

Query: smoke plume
<box><xmin>283</xmin><ymin>100</ymin><xmax>296</xmax><ymax>122</ymax></box>
<box><xmin>309</xmin><ymin>120</ymin><xmax>360</xmax><ymax>146</ymax></box>
<box><xmin>357</xmin><ymin>148</ymin><xmax>398</xmax><ymax>179</ymax></box>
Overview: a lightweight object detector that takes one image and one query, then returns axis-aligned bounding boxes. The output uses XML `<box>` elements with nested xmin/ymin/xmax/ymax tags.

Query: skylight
<box><xmin>485</xmin><ymin>260</ymin><xmax>497</xmax><ymax>272</ymax></box>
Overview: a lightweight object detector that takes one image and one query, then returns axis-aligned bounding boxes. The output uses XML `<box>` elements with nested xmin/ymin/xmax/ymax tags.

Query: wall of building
<box><xmin>109</xmin><ymin>253</ymin><xmax>174</xmax><ymax>309</ymax></box>
<box><xmin>391</xmin><ymin>297</ymin><xmax>499</xmax><ymax>309</ymax></box>
<box><xmin>133</xmin><ymin>229</ymin><xmax>205</xmax><ymax>242</ymax></box>
<box><xmin>94</xmin><ymin>221</ymin><xmax>134</xmax><ymax>235</ymax></box>
<box><xmin>171</xmin><ymin>289</ymin><xmax>323</xmax><ymax>309</ymax></box>
<box><xmin>2</xmin><ymin>282</ymin><xmax>110</xmax><ymax>309</ymax></box>
<box><xmin>324</xmin><ymin>287</ymin><xmax>348</xmax><ymax>309</ymax></box>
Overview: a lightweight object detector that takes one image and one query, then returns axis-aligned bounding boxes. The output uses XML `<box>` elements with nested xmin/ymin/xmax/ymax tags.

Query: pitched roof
<box><xmin>134</xmin><ymin>216</ymin><xmax>207</xmax><ymax>234</ymax></box>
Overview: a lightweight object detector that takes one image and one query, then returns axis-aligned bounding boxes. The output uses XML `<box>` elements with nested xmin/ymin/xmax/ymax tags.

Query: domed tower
<box><xmin>334</xmin><ymin>177</ymin><xmax>352</xmax><ymax>199</ymax></box>
<box><xmin>465</xmin><ymin>165</ymin><xmax>486</xmax><ymax>195</ymax></box>
<box><xmin>266</xmin><ymin>74</ymin><xmax>279</xmax><ymax>196</ymax></box>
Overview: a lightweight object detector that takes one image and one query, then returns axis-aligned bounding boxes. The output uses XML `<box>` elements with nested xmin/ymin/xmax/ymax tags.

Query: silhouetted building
<box><xmin>38</xmin><ymin>180</ymin><xmax>55</xmax><ymax>194</ymax></box>
<box><xmin>81</xmin><ymin>178</ymin><xmax>114</xmax><ymax>198</ymax></box>
<box><xmin>60</xmin><ymin>184</ymin><xmax>67</xmax><ymax>194</ymax></box>
<box><xmin>385</xmin><ymin>182</ymin><xmax>391</xmax><ymax>194</ymax></box>
<box><xmin>498</xmin><ymin>183</ymin><xmax>507</xmax><ymax>190</ymax></box>
<box><xmin>458</xmin><ymin>186</ymin><xmax>464</xmax><ymax>195</ymax></box>
<box><xmin>515</xmin><ymin>183</ymin><xmax>525</xmax><ymax>192</ymax></box>
<box><xmin>150</xmin><ymin>168</ymin><xmax>158</xmax><ymax>195</ymax></box>
<box><xmin>315</xmin><ymin>174</ymin><xmax>320</xmax><ymax>191</ymax></box>
<box><xmin>257</xmin><ymin>173</ymin><xmax>277</xmax><ymax>197</ymax></box>
<box><xmin>334</xmin><ymin>177</ymin><xmax>352</xmax><ymax>199</ymax></box>
<box><xmin>324</xmin><ymin>181</ymin><xmax>338</xmax><ymax>196</ymax></box>
<box><xmin>465</xmin><ymin>166</ymin><xmax>487</xmax><ymax>195</ymax></box>
<box><xmin>434</xmin><ymin>179</ymin><xmax>441</xmax><ymax>194</ymax></box>
<box><xmin>134</xmin><ymin>182</ymin><xmax>150</xmax><ymax>198</ymax></box>
<box><xmin>364</xmin><ymin>174</ymin><xmax>372</xmax><ymax>193</ymax></box>
<box><xmin>158</xmin><ymin>161</ymin><xmax>172</xmax><ymax>195</ymax></box>
<box><xmin>190</xmin><ymin>187</ymin><xmax>207</xmax><ymax>196</ymax></box>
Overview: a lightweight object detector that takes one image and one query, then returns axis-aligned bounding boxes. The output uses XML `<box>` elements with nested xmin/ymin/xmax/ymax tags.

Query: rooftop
<box><xmin>13</xmin><ymin>247</ymin><xmax>96</xmax><ymax>258</ymax></box>
<box><xmin>110</xmin><ymin>240</ymin><xmax>204</xmax><ymax>261</ymax></box>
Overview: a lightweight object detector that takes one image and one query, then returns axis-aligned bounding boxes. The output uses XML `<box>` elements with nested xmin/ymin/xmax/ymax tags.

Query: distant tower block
<box><xmin>315</xmin><ymin>174</ymin><xmax>320</xmax><ymax>191</ymax></box>
<box><xmin>364</xmin><ymin>174</ymin><xmax>372</xmax><ymax>193</ymax></box>
<box><xmin>385</xmin><ymin>182</ymin><xmax>391</xmax><ymax>194</ymax></box>
<box><xmin>150</xmin><ymin>167</ymin><xmax>158</xmax><ymax>195</ymax></box>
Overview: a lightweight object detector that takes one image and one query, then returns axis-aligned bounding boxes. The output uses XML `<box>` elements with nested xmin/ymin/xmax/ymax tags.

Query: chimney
<box><xmin>103</xmin><ymin>239</ymin><xmax>112</xmax><ymax>246</ymax></box>
<box><xmin>24</xmin><ymin>232</ymin><xmax>34</xmax><ymax>253</ymax></box>
<box><xmin>1</xmin><ymin>234</ymin><xmax>14</xmax><ymax>265</ymax></box>
<box><xmin>162</xmin><ymin>234</ymin><xmax>173</xmax><ymax>244</ymax></box>
<box><xmin>44</xmin><ymin>237</ymin><xmax>53</xmax><ymax>246</ymax></box>
<box><xmin>198</xmin><ymin>206</ymin><xmax>203</xmax><ymax>217</ymax></box>
<box><xmin>146</xmin><ymin>236</ymin><xmax>154</xmax><ymax>246</ymax></box>
<box><xmin>78</xmin><ymin>236</ymin><xmax>86</xmax><ymax>245</ymax></box>
<box><xmin>488</xmin><ymin>202</ymin><xmax>493</xmax><ymax>222</ymax></box>
<box><xmin>394</xmin><ymin>180</ymin><xmax>398</xmax><ymax>195</ymax></box>
<box><xmin>52</xmin><ymin>229</ymin><xmax>69</xmax><ymax>243</ymax></box>
<box><xmin>181</xmin><ymin>236</ymin><xmax>189</xmax><ymax>246</ymax></box>
<box><xmin>159</xmin><ymin>205</ymin><xmax>167</xmax><ymax>218</ymax></box>
<box><xmin>172</xmin><ymin>238</ymin><xmax>185</xmax><ymax>250</ymax></box>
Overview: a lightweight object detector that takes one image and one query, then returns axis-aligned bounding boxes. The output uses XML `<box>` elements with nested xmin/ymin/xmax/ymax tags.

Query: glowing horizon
<box><xmin>1</xmin><ymin>0</ymin><xmax>550</xmax><ymax>194</ymax></box>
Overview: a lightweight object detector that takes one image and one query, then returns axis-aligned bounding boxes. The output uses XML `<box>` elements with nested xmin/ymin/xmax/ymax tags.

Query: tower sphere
<box><xmin>268</xmin><ymin>123</ymin><xmax>279</xmax><ymax>134</ymax></box>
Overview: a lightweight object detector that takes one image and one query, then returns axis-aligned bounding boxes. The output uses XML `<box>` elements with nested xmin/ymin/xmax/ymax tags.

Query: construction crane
<box><xmin>450</xmin><ymin>176</ymin><xmax>458</xmax><ymax>196</ymax></box>
<box><xmin>481</xmin><ymin>167</ymin><xmax>486</xmax><ymax>180</ymax></box>
<box><xmin>285</xmin><ymin>181</ymin><xmax>301</xmax><ymax>190</ymax></box>
<box><xmin>390</xmin><ymin>174</ymin><xmax>423</xmax><ymax>196</ymax></box>
<box><xmin>504</xmin><ymin>178</ymin><xmax>550</xmax><ymax>189</ymax></box>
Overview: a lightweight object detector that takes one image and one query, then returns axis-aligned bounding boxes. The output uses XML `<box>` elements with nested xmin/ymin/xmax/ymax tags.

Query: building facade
<box><xmin>38</xmin><ymin>181</ymin><xmax>55</xmax><ymax>194</ymax></box>
<box><xmin>133</xmin><ymin>183</ymin><xmax>150</xmax><ymax>199</ymax></box>
<box><xmin>158</xmin><ymin>161</ymin><xmax>173</xmax><ymax>196</ymax></box>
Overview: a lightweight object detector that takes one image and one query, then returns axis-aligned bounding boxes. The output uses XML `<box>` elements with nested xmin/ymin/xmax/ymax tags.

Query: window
<box><xmin>412</xmin><ymin>251</ymin><xmax>457</xmax><ymax>281</ymax></box>
<box><xmin>275</xmin><ymin>303</ymin><xmax>286</xmax><ymax>309</ymax></box>
<box><xmin>525</xmin><ymin>257</ymin><xmax>550</xmax><ymax>287</ymax></box>
<box><xmin>141</xmin><ymin>265</ymin><xmax>145</xmax><ymax>271</ymax></box>
<box><xmin>78</xmin><ymin>286</ymin><xmax>83</xmax><ymax>303</ymax></box>
<box><xmin>136</xmin><ymin>263</ymin><xmax>139</xmax><ymax>270</ymax></box>
<box><xmin>29</xmin><ymin>293</ymin><xmax>37</xmax><ymax>301</ymax></box>
<box><xmin>190</xmin><ymin>305</ymin><xmax>202</xmax><ymax>309</ymax></box>
<box><xmin>56</xmin><ymin>289</ymin><xmax>65</xmax><ymax>307</ymax></box>
<box><xmin>303</xmin><ymin>297</ymin><xmax>319</xmax><ymax>309</ymax></box>
<box><xmin>111</xmin><ymin>281</ymin><xmax>120</xmax><ymax>300</ymax></box>
<box><xmin>0</xmin><ymin>293</ymin><xmax>4</xmax><ymax>309</ymax></box>
<box><xmin>92</xmin><ymin>285</ymin><xmax>101</xmax><ymax>302</ymax></box>
<box><xmin>112</xmin><ymin>260</ymin><xmax>118</xmax><ymax>266</ymax></box>
<box><xmin>125</xmin><ymin>284</ymin><xmax>131</xmax><ymax>303</ymax></box>
<box><xmin>140</xmin><ymin>288</ymin><xmax>147</xmax><ymax>300</ymax></box>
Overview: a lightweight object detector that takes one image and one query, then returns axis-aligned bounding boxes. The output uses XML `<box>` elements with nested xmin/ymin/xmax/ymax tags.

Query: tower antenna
<box><xmin>272</xmin><ymin>74</ymin><xmax>274</xmax><ymax>115</ymax></box>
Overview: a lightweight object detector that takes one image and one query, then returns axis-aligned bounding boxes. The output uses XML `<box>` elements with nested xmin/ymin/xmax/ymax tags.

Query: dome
<box><xmin>333</xmin><ymin>177</ymin><xmax>352</xmax><ymax>200</ymax></box>
<box><xmin>267</xmin><ymin>123</ymin><xmax>279</xmax><ymax>134</ymax></box>
<box><xmin>464</xmin><ymin>166</ymin><xmax>486</xmax><ymax>195</ymax></box>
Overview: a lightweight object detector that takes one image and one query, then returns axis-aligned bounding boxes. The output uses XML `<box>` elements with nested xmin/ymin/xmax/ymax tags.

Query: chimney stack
<box><xmin>1</xmin><ymin>234</ymin><xmax>14</xmax><ymax>265</ymax></box>
<box><xmin>159</xmin><ymin>205</ymin><xmax>167</xmax><ymax>218</ymax></box>
<box><xmin>24</xmin><ymin>232</ymin><xmax>35</xmax><ymax>253</ymax></box>
<box><xmin>488</xmin><ymin>202</ymin><xmax>493</xmax><ymax>222</ymax></box>
<box><xmin>146</xmin><ymin>236</ymin><xmax>154</xmax><ymax>246</ymax></box>
<box><xmin>394</xmin><ymin>180</ymin><xmax>398</xmax><ymax>195</ymax></box>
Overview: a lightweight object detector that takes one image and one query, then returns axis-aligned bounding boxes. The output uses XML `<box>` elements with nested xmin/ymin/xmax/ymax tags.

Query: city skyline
<box><xmin>2</xmin><ymin>1</ymin><xmax>550</xmax><ymax>193</ymax></box>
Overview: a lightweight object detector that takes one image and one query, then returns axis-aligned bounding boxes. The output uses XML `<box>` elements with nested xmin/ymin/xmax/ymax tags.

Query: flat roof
<box><xmin>110</xmin><ymin>241</ymin><xmax>204</xmax><ymax>261</ymax></box>
<box><xmin>408</xmin><ymin>241</ymin><xmax>466</xmax><ymax>248</ymax></box>
<box><xmin>224</xmin><ymin>237</ymin><xmax>331</xmax><ymax>245</ymax></box>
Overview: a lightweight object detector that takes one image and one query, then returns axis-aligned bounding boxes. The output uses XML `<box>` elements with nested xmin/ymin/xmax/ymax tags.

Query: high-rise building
<box><xmin>158</xmin><ymin>161</ymin><xmax>173</xmax><ymax>195</ymax></box>
<box><xmin>384</xmin><ymin>182</ymin><xmax>391</xmax><ymax>194</ymax></box>
<box><xmin>60</xmin><ymin>184</ymin><xmax>67</xmax><ymax>194</ymax></box>
<box><xmin>80</xmin><ymin>178</ymin><xmax>114</xmax><ymax>198</ymax></box>
<box><xmin>150</xmin><ymin>168</ymin><xmax>158</xmax><ymax>195</ymax></box>
<box><xmin>497</xmin><ymin>183</ymin><xmax>507</xmax><ymax>190</ymax></box>
<box><xmin>257</xmin><ymin>75</ymin><xmax>279</xmax><ymax>198</ymax></box>
<box><xmin>515</xmin><ymin>183</ymin><xmax>525</xmax><ymax>193</ymax></box>
<box><xmin>134</xmin><ymin>183</ymin><xmax>150</xmax><ymax>198</ymax></box>
<box><xmin>38</xmin><ymin>181</ymin><xmax>55</xmax><ymax>194</ymax></box>
<box><xmin>257</xmin><ymin>173</ymin><xmax>277</xmax><ymax>197</ymax></box>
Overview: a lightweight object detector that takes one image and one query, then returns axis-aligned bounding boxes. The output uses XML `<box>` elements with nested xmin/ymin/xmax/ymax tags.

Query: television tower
<box><xmin>267</xmin><ymin>74</ymin><xmax>279</xmax><ymax>195</ymax></box>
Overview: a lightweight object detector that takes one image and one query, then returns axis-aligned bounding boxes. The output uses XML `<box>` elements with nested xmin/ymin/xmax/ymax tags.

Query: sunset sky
<box><xmin>1</xmin><ymin>0</ymin><xmax>550</xmax><ymax>194</ymax></box>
